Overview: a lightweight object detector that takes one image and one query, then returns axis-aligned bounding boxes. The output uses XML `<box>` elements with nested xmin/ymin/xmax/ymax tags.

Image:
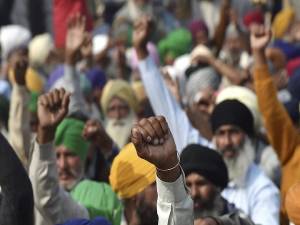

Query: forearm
<box><xmin>8</xmin><ymin>84</ymin><xmax>31</xmax><ymax>169</ymax></box>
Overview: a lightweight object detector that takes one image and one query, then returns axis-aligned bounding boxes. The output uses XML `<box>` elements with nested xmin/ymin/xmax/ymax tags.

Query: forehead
<box><xmin>186</xmin><ymin>172</ymin><xmax>207</xmax><ymax>182</ymax></box>
<box><xmin>55</xmin><ymin>145</ymin><xmax>73</xmax><ymax>154</ymax></box>
<box><xmin>216</xmin><ymin>124</ymin><xmax>242</xmax><ymax>133</ymax></box>
<box><xmin>108</xmin><ymin>96</ymin><xmax>128</xmax><ymax>107</ymax></box>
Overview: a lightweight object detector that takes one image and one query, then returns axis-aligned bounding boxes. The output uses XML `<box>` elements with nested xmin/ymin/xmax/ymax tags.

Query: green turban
<box><xmin>71</xmin><ymin>180</ymin><xmax>123</xmax><ymax>225</ymax></box>
<box><xmin>55</xmin><ymin>118</ymin><xmax>90</xmax><ymax>162</ymax></box>
<box><xmin>158</xmin><ymin>28</ymin><xmax>192</xmax><ymax>63</ymax></box>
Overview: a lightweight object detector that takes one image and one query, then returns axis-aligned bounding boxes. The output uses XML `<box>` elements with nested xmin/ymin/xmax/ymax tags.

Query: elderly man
<box><xmin>109</xmin><ymin>143</ymin><xmax>157</xmax><ymax>225</ymax></box>
<box><xmin>29</xmin><ymin>88</ymin><xmax>122</xmax><ymax>225</ymax></box>
<box><xmin>101</xmin><ymin>79</ymin><xmax>139</xmax><ymax>149</ymax></box>
<box><xmin>210</xmin><ymin>99</ymin><xmax>280</xmax><ymax>225</ymax></box>
<box><xmin>130</xmin><ymin>116</ymin><xmax>255</xmax><ymax>225</ymax></box>
<box><xmin>181</xmin><ymin>144</ymin><xmax>255</xmax><ymax>224</ymax></box>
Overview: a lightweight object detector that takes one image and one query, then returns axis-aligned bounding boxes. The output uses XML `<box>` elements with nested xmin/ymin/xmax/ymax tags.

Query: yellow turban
<box><xmin>131</xmin><ymin>81</ymin><xmax>146</xmax><ymax>103</ymax></box>
<box><xmin>109</xmin><ymin>143</ymin><xmax>156</xmax><ymax>199</ymax></box>
<box><xmin>101</xmin><ymin>79</ymin><xmax>138</xmax><ymax>114</ymax></box>
<box><xmin>285</xmin><ymin>182</ymin><xmax>300</xmax><ymax>225</ymax></box>
<box><xmin>9</xmin><ymin>67</ymin><xmax>44</xmax><ymax>93</ymax></box>
<box><xmin>272</xmin><ymin>7</ymin><xmax>295</xmax><ymax>39</ymax></box>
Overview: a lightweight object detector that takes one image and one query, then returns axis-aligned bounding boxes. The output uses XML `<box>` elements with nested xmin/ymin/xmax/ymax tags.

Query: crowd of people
<box><xmin>1</xmin><ymin>0</ymin><xmax>300</xmax><ymax>225</ymax></box>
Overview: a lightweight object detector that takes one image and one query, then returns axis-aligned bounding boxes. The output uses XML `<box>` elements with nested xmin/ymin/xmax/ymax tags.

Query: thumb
<box><xmin>131</xmin><ymin>127</ymin><xmax>147</xmax><ymax>158</ymax></box>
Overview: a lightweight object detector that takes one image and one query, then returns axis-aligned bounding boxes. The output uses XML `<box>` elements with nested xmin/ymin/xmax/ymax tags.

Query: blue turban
<box><xmin>58</xmin><ymin>217</ymin><xmax>112</xmax><ymax>225</ymax></box>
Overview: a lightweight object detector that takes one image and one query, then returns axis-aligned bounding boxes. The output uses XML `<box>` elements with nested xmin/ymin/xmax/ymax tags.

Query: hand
<box><xmin>131</xmin><ymin>116</ymin><xmax>180</xmax><ymax>182</ymax></box>
<box><xmin>80</xmin><ymin>33</ymin><xmax>92</xmax><ymax>59</ymax></box>
<box><xmin>250</xmin><ymin>25</ymin><xmax>272</xmax><ymax>52</ymax></box>
<box><xmin>65</xmin><ymin>14</ymin><xmax>86</xmax><ymax>65</ymax></box>
<box><xmin>82</xmin><ymin>119</ymin><xmax>113</xmax><ymax>153</ymax></box>
<box><xmin>162</xmin><ymin>69</ymin><xmax>181</xmax><ymax>103</ymax></box>
<box><xmin>133</xmin><ymin>17</ymin><xmax>152</xmax><ymax>59</ymax></box>
<box><xmin>38</xmin><ymin>88</ymin><xmax>71</xmax><ymax>130</ymax></box>
<box><xmin>10</xmin><ymin>54</ymin><xmax>28</xmax><ymax>86</ymax></box>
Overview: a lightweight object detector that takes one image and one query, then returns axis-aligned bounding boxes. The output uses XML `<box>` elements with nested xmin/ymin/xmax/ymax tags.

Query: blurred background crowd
<box><xmin>1</xmin><ymin>0</ymin><xmax>300</xmax><ymax>225</ymax></box>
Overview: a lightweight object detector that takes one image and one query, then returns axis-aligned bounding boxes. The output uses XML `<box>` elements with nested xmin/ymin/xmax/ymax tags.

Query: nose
<box><xmin>57</xmin><ymin>155</ymin><xmax>67</xmax><ymax>170</ymax></box>
<box><xmin>115</xmin><ymin>108</ymin><xmax>123</xmax><ymax>120</ymax></box>
<box><xmin>190</xmin><ymin>184</ymin><xmax>198</xmax><ymax>199</ymax></box>
<box><xmin>222</xmin><ymin>132</ymin><xmax>233</xmax><ymax>149</ymax></box>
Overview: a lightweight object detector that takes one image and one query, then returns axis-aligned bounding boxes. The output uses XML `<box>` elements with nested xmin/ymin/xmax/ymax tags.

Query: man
<box><xmin>109</xmin><ymin>143</ymin><xmax>157</xmax><ymax>225</ymax></box>
<box><xmin>210</xmin><ymin>99</ymin><xmax>280</xmax><ymax>225</ymax></box>
<box><xmin>131</xmin><ymin>116</ymin><xmax>255</xmax><ymax>225</ymax></box>
<box><xmin>101</xmin><ymin>79</ymin><xmax>139</xmax><ymax>149</ymax></box>
<box><xmin>29</xmin><ymin>88</ymin><xmax>122</xmax><ymax>225</ymax></box>
<box><xmin>251</xmin><ymin>24</ymin><xmax>300</xmax><ymax>225</ymax></box>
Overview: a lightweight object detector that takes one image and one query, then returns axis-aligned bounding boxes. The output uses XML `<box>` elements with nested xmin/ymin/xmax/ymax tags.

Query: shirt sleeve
<box><xmin>28</xmin><ymin>141</ymin><xmax>89</xmax><ymax>224</ymax></box>
<box><xmin>8</xmin><ymin>84</ymin><xmax>31</xmax><ymax>170</ymax></box>
<box><xmin>138</xmin><ymin>56</ymin><xmax>212</xmax><ymax>153</ymax></box>
<box><xmin>156</xmin><ymin>173</ymin><xmax>194</xmax><ymax>225</ymax></box>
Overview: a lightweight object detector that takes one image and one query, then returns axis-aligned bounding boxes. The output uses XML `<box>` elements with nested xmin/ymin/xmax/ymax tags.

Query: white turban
<box><xmin>0</xmin><ymin>25</ymin><xmax>31</xmax><ymax>60</ymax></box>
<box><xmin>29</xmin><ymin>33</ymin><xmax>53</xmax><ymax>67</ymax></box>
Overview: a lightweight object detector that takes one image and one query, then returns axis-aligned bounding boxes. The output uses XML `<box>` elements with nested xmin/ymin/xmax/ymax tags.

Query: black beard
<box><xmin>136</xmin><ymin>202</ymin><xmax>158</xmax><ymax>225</ymax></box>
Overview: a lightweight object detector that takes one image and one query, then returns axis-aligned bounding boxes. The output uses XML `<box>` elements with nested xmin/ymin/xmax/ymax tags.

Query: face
<box><xmin>186</xmin><ymin>173</ymin><xmax>217</xmax><ymax>212</ymax></box>
<box><xmin>107</xmin><ymin>97</ymin><xmax>130</xmax><ymax>120</ymax></box>
<box><xmin>214</xmin><ymin>125</ymin><xmax>246</xmax><ymax>159</ymax></box>
<box><xmin>135</xmin><ymin>183</ymin><xmax>158</xmax><ymax>225</ymax></box>
<box><xmin>224</xmin><ymin>36</ymin><xmax>242</xmax><ymax>58</ymax></box>
<box><xmin>56</xmin><ymin>146</ymin><xmax>84</xmax><ymax>190</ymax></box>
<box><xmin>193</xmin><ymin>88</ymin><xmax>215</xmax><ymax>115</ymax></box>
<box><xmin>195</xmin><ymin>31</ymin><xmax>209</xmax><ymax>46</ymax></box>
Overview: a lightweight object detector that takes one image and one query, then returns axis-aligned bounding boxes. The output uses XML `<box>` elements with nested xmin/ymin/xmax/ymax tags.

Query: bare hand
<box><xmin>38</xmin><ymin>88</ymin><xmax>71</xmax><ymax>130</ymax></box>
<box><xmin>131</xmin><ymin>116</ymin><xmax>177</xmax><ymax>170</ymax></box>
<box><xmin>82</xmin><ymin>119</ymin><xmax>113</xmax><ymax>153</ymax></box>
<box><xmin>250</xmin><ymin>25</ymin><xmax>272</xmax><ymax>51</ymax></box>
<box><xmin>80</xmin><ymin>33</ymin><xmax>92</xmax><ymax>59</ymax></box>
<box><xmin>65</xmin><ymin>14</ymin><xmax>86</xmax><ymax>65</ymax></box>
<box><xmin>133</xmin><ymin>16</ymin><xmax>152</xmax><ymax>59</ymax></box>
<box><xmin>10</xmin><ymin>54</ymin><xmax>28</xmax><ymax>86</ymax></box>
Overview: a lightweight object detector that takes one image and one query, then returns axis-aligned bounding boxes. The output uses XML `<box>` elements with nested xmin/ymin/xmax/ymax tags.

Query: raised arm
<box><xmin>8</xmin><ymin>53</ymin><xmax>31</xmax><ymax>169</ymax></box>
<box><xmin>0</xmin><ymin>132</ymin><xmax>34</xmax><ymax>225</ymax></box>
<box><xmin>131</xmin><ymin>116</ymin><xmax>194</xmax><ymax>225</ymax></box>
<box><xmin>29</xmin><ymin>88</ymin><xmax>88</xmax><ymax>224</ymax></box>
<box><xmin>133</xmin><ymin>18</ymin><xmax>211</xmax><ymax>153</ymax></box>
<box><xmin>251</xmin><ymin>25</ymin><xmax>300</xmax><ymax>163</ymax></box>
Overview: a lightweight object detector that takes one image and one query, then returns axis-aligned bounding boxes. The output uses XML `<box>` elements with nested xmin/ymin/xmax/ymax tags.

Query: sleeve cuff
<box><xmin>34</xmin><ymin>140</ymin><xmax>56</xmax><ymax>161</ymax></box>
<box><xmin>156</xmin><ymin>171</ymin><xmax>189</xmax><ymax>203</ymax></box>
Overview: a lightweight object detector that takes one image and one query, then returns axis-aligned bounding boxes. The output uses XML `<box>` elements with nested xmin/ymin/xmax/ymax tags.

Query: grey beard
<box><xmin>223</xmin><ymin>137</ymin><xmax>255</xmax><ymax>187</ymax></box>
<box><xmin>194</xmin><ymin>194</ymin><xmax>225</xmax><ymax>220</ymax></box>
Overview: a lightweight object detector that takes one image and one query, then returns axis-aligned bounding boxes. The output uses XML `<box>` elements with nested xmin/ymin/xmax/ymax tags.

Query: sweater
<box><xmin>254</xmin><ymin>65</ymin><xmax>300</xmax><ymax>225</ymax></box>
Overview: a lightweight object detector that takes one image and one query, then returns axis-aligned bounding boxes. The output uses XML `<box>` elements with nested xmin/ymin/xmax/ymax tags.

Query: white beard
<box><xmin>223</xmin><ymin>137</ymin><xmax>255</xmax><ymax>187</ymax></box>
<box><xmin>105</xmin><ymin>111</ymin><xmax>136</xmax><ymax>149</ymax></box>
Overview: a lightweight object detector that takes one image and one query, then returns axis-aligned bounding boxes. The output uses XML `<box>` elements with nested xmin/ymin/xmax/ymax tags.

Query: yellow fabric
<box><xmin>131</xmin><ymin>81</ymin><xmax>146</xmax><ymax>103</ymax></box>
<box><xmin>272</xmin><ymin>7</ymin><xmax>295</xmax><ymax>39</ymax></box>
<box><xmin>9</xmin><ymin>67</ymin><xmax>44</xmax><ymax>93</ymax></box>
<box><xmin>109</xmin><ymin>143</ymin><xmax>156</xmax><ymax>199</ymax></box>
<box><xmin>254</xmin><ymin>65</ymin><xmax>300</xmax><ymax>225</ymax></box>
<box><xmin>285</xmin><ymin>182</ymin><xmax>300</xmax><ymax>225</ymax></box>
<box><xmin>101</xmin><ymin>79</ymin><xmax>138</xmax><ymax>114</ymax></box>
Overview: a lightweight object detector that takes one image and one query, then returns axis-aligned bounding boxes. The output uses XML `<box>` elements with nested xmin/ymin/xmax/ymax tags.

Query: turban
<box><xmin>59</xmin><ymin>217</ymin><xmax>112</xmax><ymax>225</ymax></box>
<box><xmin>0</xmin><ymin>25</ymin><xmax>31</xmax><ymax>60</ymax></box>
<box><xmin>101</xmin><ymin>79</ymin><xmax>138</xmax><ymax>114</ymax></box>
<box><xmin>86</xmin><ymin>68</ymin><xmax>107</xmax><ymax>90</ymax></box>
<box><xmin>272</xmin><ymin>39</ymin><xmax>300</xmax><ymax>61</ymax></box>
<box><xmin>158</xmin><ymin>28</ymin><xmax>192</xmax><ymax>63</ymax></box>
<box><xmin>188</xmin><ymin>20</ymin><xmax>209</xmax><ymax>43</ymax></box>
<box><xmin>131</xmin><ymin>81</ymin><xmax>146</xmax><ymax>103</ymax></box>
<box><xmin>55</xmin><ymin>118</ymin><xmax>90</xmax><ymax>162</ymax></box>
<box><xmin>53</xmin><ymin>0</ymin><xmax>93</xmax><ymax>48</ymax></box>
<box><xmin>9</xmin><ymin>67</ymin><xmax>44</xmax><ymax>93</ymax></box>
<box><xmin>243</xmin><ymin>10</ymin><xmax>264</xmax><ymax>29</ymax></box>
<box><xmin>285</xmin><ymin>182</ymin><xmax>300</xmax><ymax>224</ymax></box>
<box><xmin>185</xmin><ymin>67</ymin><xmax>220</xmax><ymax>106</ymax></box>
<box><xmin>216</xmin><ymin>86</ymin><xmax>262</xmax><ymax>132</ymax></box>
<box><xmin>71</xmin><ymin>180</ymin><xmax>122</xmax><ymax>225</ymax></box>
<box><xmin>211</xmin><ymin>99</ymin><xmax>254</xmax><ymax>136</ymax></box>
<box><xmin>29</xmin><ymin>33</ymin><xmax>54</xmax><ymax>67</ymax></box>
<box><xmin>272</xmin><ymin>7</ymin><xmax>295</xmax><ymax>39</ymax></box>
<box><xmin>28</xmin><ymin>92</ymin><xmax>39</xmax><ymax>113</ymax></box>
<box><xmin>109</xmin><ymin>143</ymin><xmax>156</xmax><ymax>199</ymax></box>
<box><xmin>181</xmin><ymin>144</ymin><xmax>228</xmax><ymax>190</ymax></box>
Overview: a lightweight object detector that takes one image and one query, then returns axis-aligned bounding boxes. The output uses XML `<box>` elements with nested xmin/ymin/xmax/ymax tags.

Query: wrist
<box><xmin>37</xmin><ymin>126</ymin><xmax>55</xmax><ymax>144</ymax></box>
<box><xmin>135</xmin><ymin>45</ymin><xmax>148</xmax><ymax>60</ymax></box>
<box><xmin>65</xmin><ymin>51</ymin><xmax>77</xmax><ymax>65</ymax></box>
<box><xmin>252</xmin><ymin>48</ymin><xmax>267</xmax><ymax>66</ymax></box>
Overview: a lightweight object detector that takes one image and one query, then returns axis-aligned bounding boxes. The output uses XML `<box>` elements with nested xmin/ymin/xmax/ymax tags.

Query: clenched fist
<box><xmin>131</xmin><ymin>116</ymin><xmax>180</xmax><ymax>182</ymax></box>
